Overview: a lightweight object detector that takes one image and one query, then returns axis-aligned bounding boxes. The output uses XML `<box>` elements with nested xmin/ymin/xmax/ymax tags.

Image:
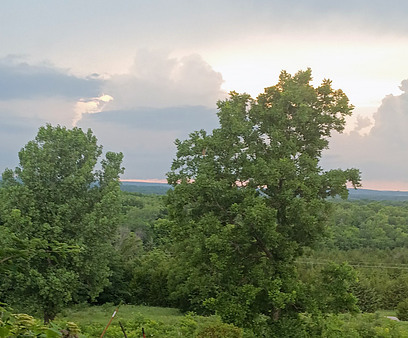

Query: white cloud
<box><xmin>73</xmin><ymin>94</ymin><xmax>113</xmax><ymax>126</ymax></box>
<box><xmin>102</xmin><ymin>50</ymin><xmax>226</xmax><ymax>110</ymax></box>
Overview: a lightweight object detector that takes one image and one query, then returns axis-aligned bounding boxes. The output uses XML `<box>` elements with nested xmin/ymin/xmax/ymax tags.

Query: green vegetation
<box><xmin>0</xmin><ymin>125</ymin><xmax>124</xmax><ymax>323</ymax></box>
<box><xmin>324</xmin><ymin>200</ymin><xmax>408</xmax><ymax>250</ymax></box>
<box><xmin>0</xmin><ymin>303</ymin><xmax>81</xmax><ymax>337</ymax></box>
<box><xmin>56</xmin><ymin>304</ymin><xmax>243</xmax><ymax>337</ymax></box>
<box><xmin>397</xmin><ymin>300</ymin><xmax>408</xmax><ymax>321</ymax></box>
<box><xmin>3</xmin><ymin>70</ymin><xmax>408</xmax><ymax>336</ymax></box>
<box><xmin>165</xmin><ymin>69</ymin><xmax>360</xmax><ymax>334</ymax></box>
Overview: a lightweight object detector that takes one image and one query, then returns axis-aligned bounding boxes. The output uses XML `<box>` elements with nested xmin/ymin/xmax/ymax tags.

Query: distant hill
<box><xmin>120</xmin><ymin>181</ymin><xmax>171</xmax><ymax>195</ymax></box>
<box><xmin>347</xmin><ymin>188</ymin><xmax>408</xmax><ymax>201</ymax></box>
<box><xmin>120</xmin><ymin>182</ymin><xmax>408</xmax><ymax>201</ymax></box>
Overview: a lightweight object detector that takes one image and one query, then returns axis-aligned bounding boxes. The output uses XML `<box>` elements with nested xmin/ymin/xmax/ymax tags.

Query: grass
<box><xmin>54</xmin><ymin>305</ymin><xmax>408</xmax><ymax>337</ymax></box>
<box><xmin>376</xmin><ymin>309</ymin><xmax>397</xmax><ymax>317</ymax></box>
<box><xmin>54</xmin><ymin>304</ymin><xmax>244</xmax><ymax>337</ymax></box>
<box><xmin>372</xmin><ymin>310</ymin><xmax>408</xmax><ymax>331</ymax></box>
<box><xmin>56</xmin><ymin>303</ymin><xmax>184</xmax><ymax>326</ymax></box>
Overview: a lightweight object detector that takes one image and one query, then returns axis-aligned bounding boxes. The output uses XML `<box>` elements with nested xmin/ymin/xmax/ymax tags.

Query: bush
<box><xmin>397</xmin><ymin>299</ymin><xmax>408</xmax><ymax>321</ymax></box>
<box><xmin>196</xmin><ymin>321</ymin><xmax>243</xmax><ymax>338</ymax></box>
<box><xmin>130</xmin><ymin>249</ymin><xmax>172</xmax><ymax>307</ymax></box>
<box><xmin>351</xmin><ymin>278</ymin><xmax>380</xmax><ymax>313</ymax></box>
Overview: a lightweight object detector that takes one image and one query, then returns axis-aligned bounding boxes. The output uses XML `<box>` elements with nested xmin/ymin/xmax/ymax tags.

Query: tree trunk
<box><xmin>44</xmin><ymin>311</ymin><xmax>55</xmax><ymax>324</ymax></box>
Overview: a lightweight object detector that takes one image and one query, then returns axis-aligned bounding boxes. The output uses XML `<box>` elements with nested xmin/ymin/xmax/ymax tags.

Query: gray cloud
<box><xmin>72</xmin><ymin>51</ymin><xmax>225</xmax><ymax>178</ymax></box>
<box><xmin>0</xmin><ymin>58</ymin><xmax>102</xmax><ymax>100</ymax></box>
<box><xmin>81</xmin><ymin>106</ymin><xmax>219</xmax><ymax>131</ymax></box>
<box><xmin>78</xmin><ymin>105</ymin><xmax>219</xmax><ymax>179</ymax></box>
<box><xmin>322</xmin><ymin>81</ymin><xmax>408</xmax><ymax>186</ymax></box>
<box><xmin>0</xmin><ymin>115</ymin><xmax>42</xmax><ymax>171</ymax></box>
<box><xmin>3</xmin><ymin>1</ymin><xmax>408</xmax><ymax>52</ymax></box>
<box><xmin>0</xmin><ymin>50</ymin><xmax>225</xmax><ymax>179</ymax></box>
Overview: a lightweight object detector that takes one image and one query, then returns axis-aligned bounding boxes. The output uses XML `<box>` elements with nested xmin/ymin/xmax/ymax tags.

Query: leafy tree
<box><xmin>129</xmin><ymin>248</ymin><xmax>173</xmax><ymax>307</ymax></box>
<box><xmin>0</xmin><ymin>124</ymin><xmax>124</xmax><ymax>323</ymax></box>
<box><xmin>121</xmin><ymin>192</ymin><xmax>167</xmax><ymax>248</ymax></box>
<box><xmin>318</xmin><ymin>263</ymin><xmax>359</xmax><ymax>314</ymax></box>
<box><xmin>166</xmin><ymin>69</ymin><xmax>360</xmax><ymax>329</ymax></box>
<box><xmin>351</xmin><ymin>276</ymin><xmax>380</xmax><ymax>313</ymax></box>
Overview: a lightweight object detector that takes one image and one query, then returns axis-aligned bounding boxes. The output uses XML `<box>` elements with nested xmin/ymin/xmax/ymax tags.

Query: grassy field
<box><xmin>54</xmin><ymin>305</ymin><xmax>408</xmax><ymax>337</ymax></box>
<box><xmin>55</xmin><ymin>304</ymin><xmax>242</xmax><ymax>337</ymax></box>
<box><xmin>57</xmin><ymin>303</ymin><xmax>184</xmax><ymax>326</ymax></box>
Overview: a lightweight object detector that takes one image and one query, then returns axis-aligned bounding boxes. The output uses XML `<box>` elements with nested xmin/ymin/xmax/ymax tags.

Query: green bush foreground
<box><xmin>4</xmin><ymin>304</ymin><xmax>408</xmax><ymax>337</ymax></box>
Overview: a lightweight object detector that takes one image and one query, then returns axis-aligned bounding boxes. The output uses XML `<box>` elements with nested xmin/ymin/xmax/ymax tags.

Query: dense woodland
<box><xmin>2</xmin><ymin>70</ymin><xmax>408</xmax><ymax>337</ymax></box>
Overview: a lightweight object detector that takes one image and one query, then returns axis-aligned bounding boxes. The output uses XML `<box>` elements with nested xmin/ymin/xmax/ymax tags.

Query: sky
<box><xmin>1</xmin><ymin>1</ymin><xmax>408</xmax><ymax>190</ymax></box>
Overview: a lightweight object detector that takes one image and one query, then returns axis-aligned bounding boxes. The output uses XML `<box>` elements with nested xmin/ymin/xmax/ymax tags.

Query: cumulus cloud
<box><xmin>102</xmin><ymin>50</ymin><xmax>226</xmax><ymax>110</ymax></box>
<box><xmin>0</xmin><ymin>51</ymin><xmax>227</xmax><ymax>178</ymax></box>
<box><xmin>72</xmin><ymin>51</ymin><xmax>226</xmax><ymax>178</ymax></box>
<box><xmin>322</xmin><ymin>80</ymin><xmax>408</xmax><ymax>188</ymax></box>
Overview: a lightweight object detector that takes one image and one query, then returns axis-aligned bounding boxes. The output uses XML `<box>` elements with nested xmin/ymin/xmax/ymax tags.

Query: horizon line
<box><xmin>121</xmin><ymin>178</ymin><xmax>168</xmax><ymax>184</ymax></box>
<box><xmin>120</xmin><ymin>179</ymin><xmax>408</xmax><ymax>192</ymax></box>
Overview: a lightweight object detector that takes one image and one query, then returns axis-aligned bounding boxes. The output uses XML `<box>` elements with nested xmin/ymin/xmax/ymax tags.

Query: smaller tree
<box><xmin>318</xmin><ymin>263</ymin><xmax>359</xmax><ymax>314</ymax></box>
<box><xmin>0</xmin><ymin>124</ymin><xmax>124</xmax><ymax>322</ymax></box>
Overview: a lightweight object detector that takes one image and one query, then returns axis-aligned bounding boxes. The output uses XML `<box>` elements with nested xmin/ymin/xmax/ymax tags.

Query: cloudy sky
<box><xmin>1</xmin><ymin>1</ymin><xmax>408</xmax><ymax>190</ymax></box>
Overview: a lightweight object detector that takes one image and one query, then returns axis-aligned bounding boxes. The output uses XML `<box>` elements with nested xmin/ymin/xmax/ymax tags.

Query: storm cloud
<box><xmin>79</xmin><ymin>106</ymin><xmax>219</xmax><ymax>179</ymax></box>
<box><xmin>0</xmin><ymin>52</ymin><xmax>225</xmax><ymax>179</ymax></box>
<box><xmin>322</xmin><ymin>81</ymin><xmax>408</xmax><ymax>188</ymax></box>
<box><xmin>0</xmin><ymin>57</ymin><xmax>102</xmax><ymax>100</ymax></box>
<box><xmin>1</xmin><ymin>1</ymin><xmax>408</xmax><ymax>187</ymax></box>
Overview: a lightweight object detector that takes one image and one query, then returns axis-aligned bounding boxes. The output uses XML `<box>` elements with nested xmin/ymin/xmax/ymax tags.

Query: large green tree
<box><xmin>166</xmin><ymin>69</ymin><xmax>360</xmax><ymax>332</ymax></box>
<box><xmin>0</xmin><ymin>124</ymin><xmax>124</xmax><ymax>322</ymax></box>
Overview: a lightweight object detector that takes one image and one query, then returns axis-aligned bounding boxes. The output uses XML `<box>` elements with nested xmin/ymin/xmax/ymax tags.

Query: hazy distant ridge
<box><xmin>120</xmin><ymin>181</ymin><xmax>171</xmax><ymax>195</ymax></box>
<box><xmin>347</xmin><ymin>188</ymin><xmax>408</xmax><ymax>201</ymax></box>
<box><xmin>120</xmin><ymin>182</ymin><xmax>408</xmax><ymax>200</ymax></box>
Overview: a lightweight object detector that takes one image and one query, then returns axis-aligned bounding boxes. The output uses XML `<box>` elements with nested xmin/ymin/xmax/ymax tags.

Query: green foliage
<box><xmin>129</xmin><ymin>248</ymin><xmax>172</xmax><ymax>306</ymax></box>
<box><xmin>324</xmin><ymin>200</ymin><xmax>408</xmax><ymax>250</ymax></box>
<box><xmin>56</xmin><ymin>304</ymin><xmax>243</xmax><ymax>337</ymax></box>
<box><xmin>301</xmin><ymin>246</ymin><xmax>408</xmax><ymax>311</ymax></box>
<box><xmin>196</xmin><ymin>321</ymin><xmax>243</xmax><ymax>338</ymax></box>
<box><xmin>7</xmin><ymin>303</ymin><xmax>402</xmax><ymax>337</ymax></box>
<box><xmin>0</xmin><ymin>124</ymin><xmax>124</xmax><ymax>322</ymax></box>
<box><xmin>120</xmin><ymin>182</ymin><xmax>171</xmax><ymax>195</ymax></box>
<box><xmin>97</xmin><ymin>192</ymin><xmax>171</xmax><ymax>305</ymax></box>
<box><xmin>300</xmin><ymin>198</ymin><xmax>408</xmax><ymax>312</ymax></box>
<box><xmin>351</xmin><ymin>277</ymin><xmax>380</xmax><ymax>313</ymax></box>
<box><xmin>297</xmin><ymin>262</ymin><xmax>359</xmax><ymax>317</ymax></box>
<box><xmin>166</xmin><ymin>69</ymin><xmax>360</xmax><ymax>329</ymax></box>
<box><xmin>121</xmin><ymin>192</ymin><xmax>167</xmax><ymax>248</ymax></box>
<box><xmin>318</xmin><ymin>263</ymin><xmax>359</xmax><ymax>314</ymax></box>
<box><xmin>301</xmin><ymin>312</ymin><xmax>408</xmax><ymax>338</ymax></box>
<box><xmin>0</xmin><ymin>304</ymin><xmax>81</xmax><ymax>337</ymax></box>
<box><xmin>397</xmin><ymin>299</ymin><xmax>408</xmax><ymax>321</ymax></box>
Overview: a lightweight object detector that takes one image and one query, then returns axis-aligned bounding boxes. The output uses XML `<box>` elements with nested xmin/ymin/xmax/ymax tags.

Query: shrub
<box><xmin>397</xmin><ymin>299</ymin><xmax>408</xmax><ymax>321</ymax></box>
<box><xmin>196</xmin><ymin>321</ymin><xmax>243</xmax><ymax>338</ymax></box>
<box><xmin>0</xmin><ymin>304</ymin><xmax>81</xmax><ymax>337</ymax></box>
